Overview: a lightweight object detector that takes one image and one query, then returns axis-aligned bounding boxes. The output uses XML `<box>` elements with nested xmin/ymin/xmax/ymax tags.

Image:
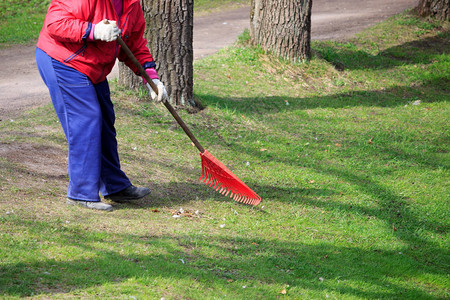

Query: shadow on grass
<box><xmin>197</xmin><ymin>77</ymin><xmax>448</xmax><ymax>117</ymax></box>
<box><xmin>313</xmin><ymin>32</ymin><xmax>450</xmax><ymax>71</ymax></box>
<box><xmin>184</xmin><ymin>93</ymin><xmax>449</xmax><ymax>295</ymax></box>
<box><xmin>0</xmin><ymin>147</ymin><xmax>447</xmax><ymax>297</ymax></box>
<box><xmin>2</xmin><ymin>143</ymin><xmax>445</xmax><ymax>297</ymax></box>
<box><xmin>3</xmin><ymin>157</ymin><xmax>446</xmax><ymax>298</ymax></box>
<box><xmin>0</xmin><ymin>217</ymin><xmax>446</xmax><ymax>299</ymax></box>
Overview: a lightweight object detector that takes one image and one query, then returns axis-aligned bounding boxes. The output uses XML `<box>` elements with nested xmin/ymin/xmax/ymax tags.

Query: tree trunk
<box><xmin>416</xmin><ymin>0</ymin><xmax>449</xmax><ymax>21</ymax></box>
<box><xmin>250</xmin><ymin>0</ymin><xmax>313</xmax><ymax>62</ymax></box>
<box><xmin>119</xmin><ymin>0</ymin><xmax>195</xmax><ymax>106</ymax></box>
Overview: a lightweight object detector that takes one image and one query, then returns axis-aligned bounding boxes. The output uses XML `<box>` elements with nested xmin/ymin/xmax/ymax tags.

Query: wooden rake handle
<box><xmin>116</xmin><ymin>36</ymin><xmax>205</xmax><ymax>153</ymax></box>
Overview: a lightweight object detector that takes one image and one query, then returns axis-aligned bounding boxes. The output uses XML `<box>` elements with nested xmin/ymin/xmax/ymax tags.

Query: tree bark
<box><xmin>250</xmin><ymin>0</ymin><xmax>313</xmax><ymax>62</ymax></box>
<box><xmin>119</xmin><ymin>0</ymin><xmax>195</xmax><ymax>106</ymax></box>
<box><xmin>416</xmin><ymin>0</ymin><xmax>449</xmax><ymax>21</ymax></box>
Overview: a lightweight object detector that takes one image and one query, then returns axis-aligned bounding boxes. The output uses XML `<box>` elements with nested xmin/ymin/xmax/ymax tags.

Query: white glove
<box><xmin>147</xmin><ymin>79</ymin><xmax>169</xmax><ymax>103</ymax></box>
<box><xmin>94</xmin><ymin>20</ymin><xmax>121</xmax><ymax>42</ymax></box>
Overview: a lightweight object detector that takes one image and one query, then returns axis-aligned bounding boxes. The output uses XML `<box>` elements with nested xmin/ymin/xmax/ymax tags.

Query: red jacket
<box><xmin>37</xmin><ymin>0</ymin><xmax>155</xmax><ymax>84</ymax></box>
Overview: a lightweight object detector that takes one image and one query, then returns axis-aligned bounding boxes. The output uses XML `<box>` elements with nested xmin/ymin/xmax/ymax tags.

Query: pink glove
<box><xmin>142</xmin><ymin>68</ymin><xmax>159</xmax><ymax>84</ymax></box>
<box><xmin>88</xmin><ymin>24</ymin><xmax>96</xmax><ymax>41</ymax></box>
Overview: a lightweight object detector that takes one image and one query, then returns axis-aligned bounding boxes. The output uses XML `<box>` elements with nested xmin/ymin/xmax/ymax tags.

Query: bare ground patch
<box><xmin>0</xmin><ymin>142</ymin><xmax>67</xmax><ymax>178</ymax></box>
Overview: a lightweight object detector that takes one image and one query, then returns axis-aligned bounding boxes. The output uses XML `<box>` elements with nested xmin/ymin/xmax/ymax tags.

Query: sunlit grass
<box><xmin>0</xmin><ymin>11</ymin><xmax>448</xmax><ymax>299</ymax></box>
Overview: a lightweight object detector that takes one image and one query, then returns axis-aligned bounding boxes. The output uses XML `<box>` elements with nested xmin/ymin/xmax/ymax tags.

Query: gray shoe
<box><xmin>67</xmin><ymin>198</ymin><xmax>113</xmax><ymax>211</ymax></box>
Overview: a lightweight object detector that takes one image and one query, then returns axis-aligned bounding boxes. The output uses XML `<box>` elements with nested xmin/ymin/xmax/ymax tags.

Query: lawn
<box><xmin>0</xmin><ymin>6</ymin><xmax>449</xmax><ymax>300</ymax></box>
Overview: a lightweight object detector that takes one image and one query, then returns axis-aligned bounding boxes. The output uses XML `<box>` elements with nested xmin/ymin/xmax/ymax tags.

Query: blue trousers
<box><xmin>36</xmin><ymin>48</ymin><xmax>131</xmax><ymax>201</ymax></box>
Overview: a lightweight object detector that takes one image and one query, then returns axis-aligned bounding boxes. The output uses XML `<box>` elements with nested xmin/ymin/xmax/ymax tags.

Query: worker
<box><xmin>35</xmin><ymin>0</ymin><xmax>168</xmax><ymax>211</ymax></box>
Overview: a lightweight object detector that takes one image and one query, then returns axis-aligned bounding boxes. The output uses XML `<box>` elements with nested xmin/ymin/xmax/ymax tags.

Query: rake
<box><xmin>117</xmin><ymin>37</ymin><xmax>261</xmax><ymax>205</ymax></box>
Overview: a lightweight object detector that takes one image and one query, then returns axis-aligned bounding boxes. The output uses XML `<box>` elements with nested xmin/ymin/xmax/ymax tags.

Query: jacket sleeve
<box><xmin>118</xmin><ymin>3</ymin><xmax>155</xmax><ymax>75</ymax></box>
<box><xmin>44</xmin><ymin>0</ymin><xmax>91</xmax><ymax>43</ymax></box>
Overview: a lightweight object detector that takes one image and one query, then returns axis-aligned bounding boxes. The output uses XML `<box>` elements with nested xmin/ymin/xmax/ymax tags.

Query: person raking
<box><xmin>35</xmin><ymin>0</ymin><xmax>168</xmax><ymax>211</ymax></box>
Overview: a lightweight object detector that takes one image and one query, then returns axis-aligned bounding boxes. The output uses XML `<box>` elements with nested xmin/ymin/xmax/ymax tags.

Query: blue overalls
<box><xmin>36</xmin><ymin>47</ymin><xmax>131</xmax><ymax>202</ymax></box>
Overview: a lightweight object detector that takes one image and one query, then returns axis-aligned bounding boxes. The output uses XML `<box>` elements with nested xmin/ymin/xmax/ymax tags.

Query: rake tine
<box><xmin>199</xmin><ymin>167</ymin><xmax>207</xmax><ymax>182</ymax></box>
<box><xmin>206</xmin><ymin>172</ymin><xmax>213</xmax><ymax>186</ymax></box>
<box><xmin>200</xmin><ymin>165</ymin><xmax>206</xmax><ymax>181</ymax></box>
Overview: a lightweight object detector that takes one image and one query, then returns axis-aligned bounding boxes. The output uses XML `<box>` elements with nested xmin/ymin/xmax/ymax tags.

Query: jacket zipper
<box><xmin>64</xmin><ymin>44</ymin><xmax>87</xmax><ymax>63</ymax></box>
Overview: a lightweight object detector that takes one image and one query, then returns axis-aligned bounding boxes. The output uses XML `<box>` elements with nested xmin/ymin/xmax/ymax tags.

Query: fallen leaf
<box><xmin>227</xmin><ymin>279</ymin><xmax>234</xmax><ymax>283</ymax></box>
<box><xmin>152</xmin><ymin>209</ymin><xmax>160</xmax><ymax>213</ymax></box>
<box><xmin>368</xmin><ymin>137</ymin><xmax>374</xmax><ymax>144</ymax></box>
<box><xmin>393</xmin><ymin>225</ymin><xmax>398</xmax><ymax>231</ymax></box>
<box><xmin>260</xmin><ymin>148</ymin><xmax>268</xmax><ymax>152</ymax></box>
<box><xmin>309</xmin><ymin>180</ymin><xmax>315</xmax><ymax>184</ymax></box>
<box><xmin>280</xmin><ymin>289</ymin><xmax>287</xmax><ymax>295</ymax></box>
<box><xmin>335</xmin><ymin>143</ymin><xmax>342</xmax><ymax>147</ymax></box>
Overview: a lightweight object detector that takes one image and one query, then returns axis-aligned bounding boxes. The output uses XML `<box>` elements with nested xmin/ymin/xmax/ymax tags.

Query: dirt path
<box><xmin>0</xmin><ymin>0</ymin><xmax>417</xmax><ymax>120</ymax></box>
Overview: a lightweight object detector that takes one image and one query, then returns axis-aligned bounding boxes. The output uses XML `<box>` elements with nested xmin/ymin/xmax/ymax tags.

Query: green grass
<box><xmin>1</xmin><ymin>10</ymin><xmax>449</xmax><ymax>299</ymax></box>
<box><xmin>195</xmin><ymin>0</ymin><xmax>250</xmax><ymax>14</ymax></box>
<box><xmin>0</xmin><ymin>0</ymin><xmax>50</xmax><ymax>46</ymax></box>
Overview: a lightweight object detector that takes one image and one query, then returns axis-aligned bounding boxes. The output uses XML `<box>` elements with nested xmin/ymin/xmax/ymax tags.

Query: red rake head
<box><xmin>199</xmin><ymin>150</ymin><xmax>261</xmax><ymax>206</ymax></box>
